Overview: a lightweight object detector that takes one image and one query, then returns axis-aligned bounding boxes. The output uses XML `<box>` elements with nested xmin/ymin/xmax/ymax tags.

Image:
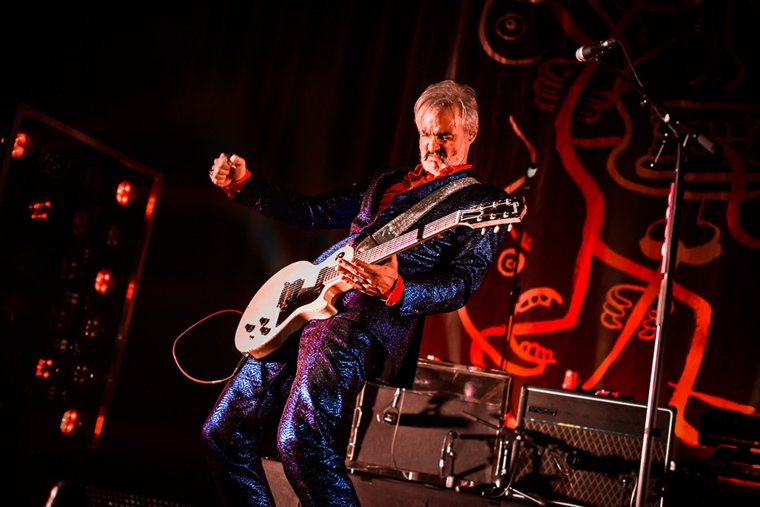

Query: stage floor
<box><xmin>264</xmin><ymin>457</ymin><xmax>542</xmax><ymax>507</ymax></box>
<box><xmin>262</xmin><ymin>457</ymin><xmax>760</xmax><ymax>507</ymax></box>
<box><xmin>4</xmin><ymin>444</ymin><xmax>760</xmax><ymax>506</ymax></box>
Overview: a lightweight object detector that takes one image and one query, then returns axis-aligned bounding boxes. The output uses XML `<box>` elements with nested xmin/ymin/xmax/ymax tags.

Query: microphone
<box><xmin>524</xmin><ymin>163</ymin><xmax>538</xmax><ymax>191</ymax></box>
<box><xmin>575</xmin><ymin>38</ymin><xmax>618</xmax><ymax>62</ymax></box>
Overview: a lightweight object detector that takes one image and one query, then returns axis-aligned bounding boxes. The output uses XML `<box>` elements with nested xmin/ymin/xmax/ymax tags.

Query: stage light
<box><xmin>51</xmin><ymin>337</ymin><xmax>68</xmax><ymax>352</ymax></box>
<box><xmin>39</xmin><ymin>145</ymin><xmax>71</xmax><ymax>178</ymax></box>
<box><xmin>72</xmin><ymin>364</ymin><xmax>91</xmax><ymax>385</ymax></box>
<box><xmin>72</xmin><ymin>210</ymin><xmax>91</xmax><ymax>236</ymax></box>
<box><xmin>83</xmin><ymin>315</ymin><xmax>104</xmax><ymax>340</ymax></box>
<box><xmin>12</xmin><ymin>131</ymin><xmax>30</xmax><ymax>158</ymax></box>
<box><xmin>94</xmin><ymin>269</ymin><xmax>113</xmax><ymax>294</ymax></box>
<box><xmin>105</xmin><ymin>224</ymin><xmax>121</xmax><ymax>246</ymax></box>
<box><xmin>115</xmin><ymin>180</ymin><xmax>136</xmax><ymax>205</ymax></box>
<box><xmin>1</xmin><ymin>104</ymin><xmax>163</xmax><ymax>452</ymax></box>
<box><xmin>60</xmin><ymin>260</ymin><xmax>77</xmax><ymax>281</ymax></box>
<box><xmin>60</xmin><ymin>410</ymin><xmax>81</xmax><ymax>435</ymax></box>
<box><xmin>35</xmin><ymin>358</ymin><xmax>54</xmax><ymax>379</ymax></box>
<box><xmin>30</xmin><ymin>200</ymin><xmax>52</xmax><ymax>220</ymax></box>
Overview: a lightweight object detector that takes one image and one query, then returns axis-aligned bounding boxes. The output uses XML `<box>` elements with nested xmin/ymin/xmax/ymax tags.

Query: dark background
<box><xmin>2</xmin><ymin>1</ymin><xmax>759</xmax><ymax>506</ymax></box>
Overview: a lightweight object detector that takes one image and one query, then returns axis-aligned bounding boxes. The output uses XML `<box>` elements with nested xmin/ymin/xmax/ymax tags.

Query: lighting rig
<box><xmin>0</xmin><ymin>105</ymin><xmax>162</xmax><ymax>453</ymax></box>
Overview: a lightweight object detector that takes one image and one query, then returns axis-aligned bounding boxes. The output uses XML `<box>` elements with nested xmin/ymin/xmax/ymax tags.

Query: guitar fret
<box><xmin>423</xmin><ymin>214</ymin><xmax>458</xmax><ymax>238</ymax></box>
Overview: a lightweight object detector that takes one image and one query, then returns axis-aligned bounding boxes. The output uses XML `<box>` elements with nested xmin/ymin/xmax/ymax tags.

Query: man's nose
<box><xmin>426</xmin><ymin>136</ymin><xmax>441</xmax><ymax>152</ymax></box>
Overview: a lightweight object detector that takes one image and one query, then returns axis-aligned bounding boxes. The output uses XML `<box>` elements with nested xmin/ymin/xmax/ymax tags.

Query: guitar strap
<box><xmin>355</xmin><ymin>176</ymin><xmax>479</xmax><ymax>252</ymax></box>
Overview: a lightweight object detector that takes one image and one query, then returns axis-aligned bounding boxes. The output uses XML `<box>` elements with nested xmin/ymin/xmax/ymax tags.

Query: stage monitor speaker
<box><xmin>510</xmin><ymin>385</ymin><xmax>676</xmax><ymax>507</ymax></box>
<box><xmin>346</xmin><ymin>359</ymin><xmax>511</xmax><ymax>489</ymax></box>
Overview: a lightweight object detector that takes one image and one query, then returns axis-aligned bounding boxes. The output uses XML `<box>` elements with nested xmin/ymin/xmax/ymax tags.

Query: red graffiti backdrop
<box><xmin>420</xmin><ymin>0</ymin><xmax>760</xmax><ymax>458</ymax></box>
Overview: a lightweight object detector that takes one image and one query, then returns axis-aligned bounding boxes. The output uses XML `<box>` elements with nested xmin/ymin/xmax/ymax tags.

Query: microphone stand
<box><xmin>590</xmin><ymin>50</ymin><xmax>720</xmax><ymax>507</ymax></box>
<box><xmin>499</xmin><ymin>165</ymin><xmax>536</xmax><ymax>371</ymax></box>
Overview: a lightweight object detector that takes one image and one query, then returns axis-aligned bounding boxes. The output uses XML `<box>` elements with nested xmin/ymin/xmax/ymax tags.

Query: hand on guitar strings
<box><xmin>210</xmin><ymin>153</ymin><xmax>247</xmax><ymax>187</ymax></box>
<box><xmin>337</xmin><ymin>254</ymin><xmax>399</xmax><ymax>298</ymax></box>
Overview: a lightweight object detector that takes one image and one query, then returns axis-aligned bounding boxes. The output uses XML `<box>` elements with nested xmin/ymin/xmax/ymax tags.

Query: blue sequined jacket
<box><xmin>233</xmin><ymin>166</ymin><xmax>509</xmax><ymax>386</ymax></box>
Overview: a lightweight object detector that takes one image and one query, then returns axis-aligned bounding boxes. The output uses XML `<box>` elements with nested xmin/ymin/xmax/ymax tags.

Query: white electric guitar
<box><xmin>235</xmin><ymin>196</ymin><xmax>526</xmax><ymax>358</ymax></box>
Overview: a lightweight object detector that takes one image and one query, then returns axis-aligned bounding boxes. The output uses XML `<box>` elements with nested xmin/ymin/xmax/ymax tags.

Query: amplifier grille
<box><xmin>513</xmin><ymin>420</ymin><xmax>667</xmax><ymax>507</ymax></box>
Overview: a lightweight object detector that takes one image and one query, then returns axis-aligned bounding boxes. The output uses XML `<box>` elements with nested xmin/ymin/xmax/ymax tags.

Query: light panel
<box><xmin>0</xmin><ymin>104</ymin><xmax>163</xmax><ymax>451</ymax></box>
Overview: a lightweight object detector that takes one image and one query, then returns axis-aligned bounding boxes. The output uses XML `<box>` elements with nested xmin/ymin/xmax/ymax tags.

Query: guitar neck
<box><xmin>320</xmin><ymin>195</ymin><xmax>523</xmax><ymax>285</ymax></box>
<box><xmin>356</xmin><ymin>211</ymin><xmax>461</xmax><ymax>265</ymax></box>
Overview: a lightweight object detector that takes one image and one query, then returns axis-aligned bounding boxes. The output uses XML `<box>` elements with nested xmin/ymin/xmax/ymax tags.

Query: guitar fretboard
<box><xmin>357</xmin><ymin>212</ymin><xmax>460</xmax><ymax>265</ymax></box>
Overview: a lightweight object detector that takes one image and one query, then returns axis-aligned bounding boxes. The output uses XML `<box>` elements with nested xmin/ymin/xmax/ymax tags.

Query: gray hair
<box><xmin>413</xmin><ymin>80</ymin><xmax>479</xmax><ymax>132</ymax></box>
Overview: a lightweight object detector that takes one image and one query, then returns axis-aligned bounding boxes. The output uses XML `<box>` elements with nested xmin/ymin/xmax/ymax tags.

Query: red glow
<box><xmin>145</xmin><ymin>195</ymin><xmax>156</xmax><ymax>217</ymax></box>
<box><xmin>116</xmin><ymin>181</ymin><xmax>136</xmax><ymax>205</ymax></box>
<box><xmin>60</xmin><ymin>410</ymin><xmax>80</xmax><ymax>435</ymax></box>
<box><xmin>29</xmin><ymin>200</ymin><xmax>51</xmax><ymax>220</ymax></box>
<box><xmin>94</xmin><ymin>269</ymin><xmax>113</xmax><ymax>294</ymax></box>
<box><xmin>35</xmin><ymin>358</ymin><xmax>54</xmax><ymax>379</ymax></box>
<box><xmin>94</xmin><ymin>415</ymin><xmax>105</xmax><ymax>439</ymax></box>
<box><xmin>12</xmin><ymin>132</ymin><xmax>30</xmax><ymax>158</ymax></box>
<box><xmin>562</xmin><ymin>369</ymin><xmax>578</xmax><ymax>390</ymax></box>
<box><xmin>126</xmin><ymin>281</ymin><xmax>135</xmax><ymax>300</ymax></box>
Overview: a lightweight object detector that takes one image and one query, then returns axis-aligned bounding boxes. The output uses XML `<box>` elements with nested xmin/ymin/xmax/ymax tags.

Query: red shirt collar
<box><xmin>404</xmin><ymin>163</ymin><xmax>472</xmax><ymax>187</ymax></box>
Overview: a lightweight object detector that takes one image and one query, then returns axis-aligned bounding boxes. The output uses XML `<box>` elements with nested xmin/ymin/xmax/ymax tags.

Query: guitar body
<box><xmin>235</xmin><ymin>246</ymin><xmax>354</xmax><ymax>358</ymax></box>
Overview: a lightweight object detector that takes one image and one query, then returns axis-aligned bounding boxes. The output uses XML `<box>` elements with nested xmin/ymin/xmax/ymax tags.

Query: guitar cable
<box><xmin>172</xmin><ymin>309</ymin><xmax>249</xmax><ymax>384</ymax></box>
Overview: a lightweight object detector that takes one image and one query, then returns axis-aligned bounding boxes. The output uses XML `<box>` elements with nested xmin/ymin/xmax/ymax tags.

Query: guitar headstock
<box><xmin>460</xmin><ymin>196</ymin><xmax>527</xmax><ymax>230</ymax></box>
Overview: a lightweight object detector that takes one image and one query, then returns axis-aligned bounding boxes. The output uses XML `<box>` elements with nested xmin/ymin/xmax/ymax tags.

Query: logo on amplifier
<box><xmin>528</xmin><ymin>405</ymin><xmax>557</xmax><ymax>416</ymax></box>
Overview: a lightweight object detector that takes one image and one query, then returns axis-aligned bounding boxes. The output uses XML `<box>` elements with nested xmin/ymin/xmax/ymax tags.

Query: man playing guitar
<box><xmin>202</xmin><ymin>80</ymin><xmax>520</xmax><ymax>507</ymax></box>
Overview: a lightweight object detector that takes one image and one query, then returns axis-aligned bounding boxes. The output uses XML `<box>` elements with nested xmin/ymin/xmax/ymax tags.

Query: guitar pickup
<box><xmin>245</xmin><ymin>323</ymin><xmax>256</xmax><ymax>333</ymax></box>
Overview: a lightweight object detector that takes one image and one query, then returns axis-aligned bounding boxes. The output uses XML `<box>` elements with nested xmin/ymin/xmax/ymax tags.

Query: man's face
<box><xmin>417</xmin><ymin>106</ymin><xmax>476</xmax><ymax>176</ymax></box>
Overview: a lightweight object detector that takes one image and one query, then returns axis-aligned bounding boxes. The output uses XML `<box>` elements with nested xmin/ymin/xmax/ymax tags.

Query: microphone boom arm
<box><xmin>593</xmin><ymin>56</ymin><xmax>720</xmax><ymax>155</ymax></box>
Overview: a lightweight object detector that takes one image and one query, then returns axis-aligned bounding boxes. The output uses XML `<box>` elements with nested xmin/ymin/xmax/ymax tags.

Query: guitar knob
<box><xmin>259</xmin><ymin>317</ymin><xmax>270</xmax><ymax>325</ymax></box>
<box><xmin>245</xmin><ymin>323</ymin><xmax>256</xmax><ymax>333</ymax></box>
<box><xmin>494</xmin><ymin>225</ymin><xmax>500</xmax><ymax>233</ymax></box>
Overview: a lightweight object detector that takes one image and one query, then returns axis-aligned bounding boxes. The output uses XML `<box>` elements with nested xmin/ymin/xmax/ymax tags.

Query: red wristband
<box><xmin>221</xmin><ymin>169</ymin><xmax>251</xmax><ymax>198</ymax></box>
<box><xmin>382</xmin><ymin>275</ymin><xmax>404</xmax><ymax>307</ymax></box>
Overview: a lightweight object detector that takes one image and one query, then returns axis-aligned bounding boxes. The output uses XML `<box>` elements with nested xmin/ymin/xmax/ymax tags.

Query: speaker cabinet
<box><xmin>346</xmin><ymin>360</ymin><xmax>511</xmax><ymax>488</ymax></box>
<box><xmin>511</xmin><ymin>385</ymin><xmax>676</xmax><ymax>507</ymax></box>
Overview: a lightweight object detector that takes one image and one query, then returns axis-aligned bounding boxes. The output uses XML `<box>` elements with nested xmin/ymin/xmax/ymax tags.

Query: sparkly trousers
<box><xmin>202</xmin><ymin>317</ymin><xmax>385</xmax><ymax>507</ymax></box>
